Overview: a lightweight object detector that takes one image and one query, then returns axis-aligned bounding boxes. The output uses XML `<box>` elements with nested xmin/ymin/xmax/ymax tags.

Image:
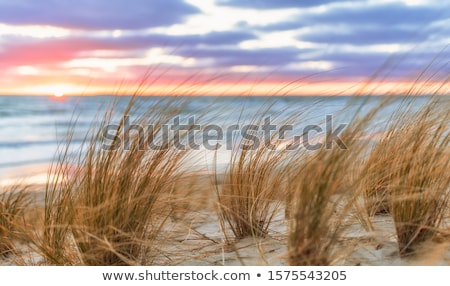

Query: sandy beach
<box><xmin>2</xmin><ymin>167</ymin><xmax>449</xmax><ymax>266</ymax></box>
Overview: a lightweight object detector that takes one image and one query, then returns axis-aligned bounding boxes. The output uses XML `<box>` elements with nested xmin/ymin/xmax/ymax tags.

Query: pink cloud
<box><xmin>0</xmin><ymin>38</ymin><xmax>135</xmax><ymax>67</ymax></box>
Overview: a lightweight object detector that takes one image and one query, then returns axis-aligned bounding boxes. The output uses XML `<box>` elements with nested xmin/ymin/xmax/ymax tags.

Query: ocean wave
<box><xmin>0</xmin><ymin>158</ymin><xmax>53</xmax><ymax>169</ymax></box>
<box><xmin>0</xmin><ymin>139</ymin><xmax>84</xmax><ymax>149</ymax></box>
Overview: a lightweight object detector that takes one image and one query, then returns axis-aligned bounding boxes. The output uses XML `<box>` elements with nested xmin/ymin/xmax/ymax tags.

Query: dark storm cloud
<box><xmin>216</xmin><ymin>0</ymin><xmax>352</xmax><ymax>9</ymax></box>
<box><xmin>0</xmin><ymin>0</ymin><xmax>199</xmax><ymax>29</ymax></box>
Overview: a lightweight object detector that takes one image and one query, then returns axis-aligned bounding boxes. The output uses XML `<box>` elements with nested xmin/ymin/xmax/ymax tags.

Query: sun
<box><xmin>54</xmin><ymin>91</ymin><xmax>64</xmax><ymax>97</ymax></box>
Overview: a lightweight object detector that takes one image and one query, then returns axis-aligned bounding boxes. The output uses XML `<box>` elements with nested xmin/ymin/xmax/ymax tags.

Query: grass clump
<box><xmin>39</xmin><ymin>97</ymin><xmax>191</xmax><ymax>265</ymax></box>
<box><xmin>386</xmin><ymin>98</ymin><xmax>450</xmax><ymax>256</ymax></box>
<box><xmin>217</xmin><ymin>144</ymin><xmax>287</xmax><ymax>240</ymax></box>
<box><xmin>0</xmin><ymin>186</ymin><xmax>32</xmax><ymax>258</ymax></box>
<box><xmin>286</xmin><ymin>95</ymin><xmax>388</xmax><ymax>265</ymax></box>
<box><xmin>361</xmin><ymin>138</ymin><xmax>394</xmax><ymax>217</ymax></box>
<box><xmin>215</xmin><ymin>108</ymin><xmax>292</xmax><ymax>240</ymax></box>
<box><xmin>286</xmin><ymin>135</ymin><xmax>359</xmax><ymax>265</ymax></box>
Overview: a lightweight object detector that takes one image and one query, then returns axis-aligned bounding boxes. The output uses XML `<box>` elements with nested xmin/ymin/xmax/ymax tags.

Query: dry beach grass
<box><xmin>0</xmin><ymin>65</ymin><xmax>449</xmax><ymax>266</ymax></box>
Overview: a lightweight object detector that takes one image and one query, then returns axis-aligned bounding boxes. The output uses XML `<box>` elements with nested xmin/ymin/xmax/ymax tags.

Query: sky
<box><xmin>0</xmin><ymin>0</ymin><xmax>448</xmax><ymax>96</ymax></box>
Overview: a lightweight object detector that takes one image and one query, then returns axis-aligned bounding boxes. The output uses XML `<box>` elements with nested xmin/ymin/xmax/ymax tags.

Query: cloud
<box><xmin>121</xmin><ymin>31</ymin><xmax>256</xmax><ymax>48</ymax></box>
<box><xmin>299</xmin><ymin>26</ymin><xmax>430</xmax><ymax>45</ymax></box>
<box><xmin>309</xmin><ymin>3</ymin><xmax>446</xmax><ymax>26</ymax></box>
<box><xmin>216</xmin><ymin>0</ymin><xmax>350</xmax><ymax>9</ymax></box>
<box><xmin>257</xmin><ymin>2</ymin><xmax>446</xmax><ymax>31</ymax></box>
<box><xmin>176</xmin><ymin>47</ymin><xmax>304</xmax><ymax>67</ymax></box>
<box><xmin>0</xmin><ymin>0</ymin><xmax>199</xmax><ymax>30</ymax></box>
<box><xmin>0</xmin><ymin>29</ymin><xmax>256</xmax><ymax>67</ymax></box>
<box><xmin>306</xmin><ymin>48</ymin><xmax>450</xmax><ymax>78</ymax></box>
<box><xmin>0</xmin><ymin>38</ymin><xmax>131</xmax><ymax>67</ymax></box>
<box><xmin>0</xmin><ymin>0</ymin><xmax>447</xmax><ymax>91</ymax></box>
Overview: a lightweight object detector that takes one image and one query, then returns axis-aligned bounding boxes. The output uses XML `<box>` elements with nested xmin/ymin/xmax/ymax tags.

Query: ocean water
<box><xmin>0</xmin><ymin>95</ymin><xmax>428</xmax><ymax>187</ymax></box>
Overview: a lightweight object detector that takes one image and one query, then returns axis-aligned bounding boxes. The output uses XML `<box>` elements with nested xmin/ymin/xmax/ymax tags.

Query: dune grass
<box><xmin>2</xmin><ymin>92</ymin><xmax>448</xmax><ymax>266</ymax></box>
<box><xmin>216</xmin><ymin>137</ymin><xmax>288</xmax><ymax>240</ymax></box>
<box><xmin>385</xmin><ymin>98</ymin><xmax>450</xmax><ymax>256</ymax></box>
<box><xmin>1</xmin><ymin>73</ymin><xmax>448</xmax><ymax>265</ymax></box>
<box><xmin>358</xmin><ymin>61</ymin><xmax>450</xmax><ymax>256</ymax></box>
<box><xmin>285</xmin><ymin>109</ymin><xmax>376</xmax><ymax>265</ymax></box>
<box><xmin>35</xmin><ymin>97</ymin><xmax>192</xmax><ymax>265</ymax></box>
<box><xmin>0</xmin><ymin>186</ymin><xmax>32</xmax><ymax>258</ymax></box>
<box><xmin>214</xmin><ymin>105</ymin><xmax>296</xmax><ymax>241</ymax></box>
<box><xmin>360</xmin><ymin>119</ymin><xmax>397</xmax><ymax>217</ymax></box>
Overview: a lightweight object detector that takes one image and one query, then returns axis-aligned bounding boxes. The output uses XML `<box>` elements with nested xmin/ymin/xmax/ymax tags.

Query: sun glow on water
<box><xmin>54</xmin><ymin>91</ymin><xmax>64</xmax><ymax>97</ymax></box>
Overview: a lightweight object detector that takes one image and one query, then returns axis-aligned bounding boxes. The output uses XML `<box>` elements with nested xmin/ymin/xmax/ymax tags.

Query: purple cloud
<box><xmin>117</xmin><ymin>31</ymin><xmax>256</xmax><ymax>48</ymax></box>
<box><xmin>0</xmin><ymin>0</ymin><xmax>447</xmax><ymax>85</ymax></box>
<box><xmin>0</xmin><ymin>31</ymin><xmax>257</xmax><ymax>67</ymax></box>
<box><xmin>257</xmin><ymin>3</ymin><xmax>446</xmax><ymax>31</ymax></box>
<box><xmin>299</xmin><ymin>26</ymin><xmax>430</xmax><ymax>45</ymax></box>
<box><xmin>307</xmin><ymin>49</ymin><xmax>450</xmax><ymax>78</ymax></box>
<box><xmin>217</xmin><ymin>0</ymin><xmax>352</xmax><ymax>9</ymax></box>
<box><xmin>310</xmin><ymin>3</ymin><xmax>446</xmax><ymax>26</ymax></box>
<box><xmin>176</xmin><ymin>47</ymin><xmax>305</xmax><ymax>67</ymax></box>
<box><xmin>0</xmin><ymin>0</ymin><xmax>199</xmax><ymax>29</ymax></box>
